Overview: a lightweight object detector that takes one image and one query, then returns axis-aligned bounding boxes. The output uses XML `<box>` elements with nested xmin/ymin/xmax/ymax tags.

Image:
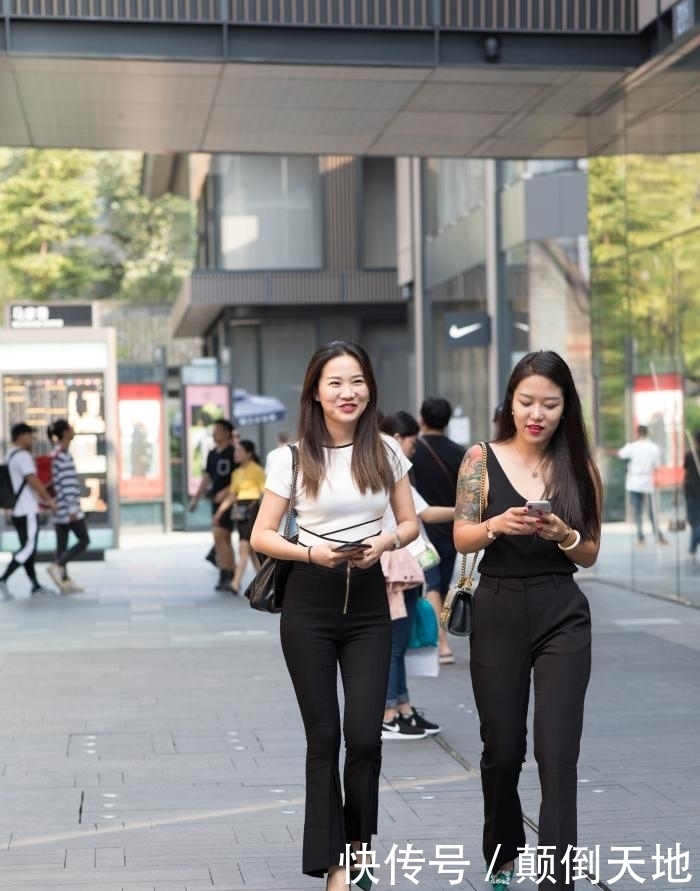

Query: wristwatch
<box><xmin>485</xmin><ymin>520</ymin><xmax>498</xmax><ymax>540</ymax></box>
<box><xmin>392</xmin><ymin>532</ymin><xmax>401</xmax><ymax>550</ymax></box>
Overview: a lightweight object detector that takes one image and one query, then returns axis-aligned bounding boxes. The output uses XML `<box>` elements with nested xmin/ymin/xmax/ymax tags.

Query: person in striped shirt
<box><xmin>47</xmin><ymin>420</ymin><xmax>90</xmax><ymax>593</ymax></box>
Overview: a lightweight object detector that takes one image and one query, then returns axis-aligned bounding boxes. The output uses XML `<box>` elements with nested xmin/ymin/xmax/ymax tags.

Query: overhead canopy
<box><xmin>1</xmin><ymin>4</ymin><xmax>700</xmax><ymax>161</ymax></box>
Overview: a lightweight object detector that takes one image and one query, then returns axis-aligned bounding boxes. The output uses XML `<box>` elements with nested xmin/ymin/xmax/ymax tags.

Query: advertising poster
<box><xmin>1</xmin><ymin>373</ymin><xmax>108</xmax><ymax>516</ymax></box>
<box><xmin>632</xmin><ymin>372</ymin><xmax>684</xmax><ymax>487</ymax></box>
<box><xmin>184</xmin><ymin>384</ymin><xmax>229</xmax><ymax>497</ymax></box>
<box><xmin>118</xmin><ymin>383</ymin><xmax>165</xmax><ymax>500</ymax></box>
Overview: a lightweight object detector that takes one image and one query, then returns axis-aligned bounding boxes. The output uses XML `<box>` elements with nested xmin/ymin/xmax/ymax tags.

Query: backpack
<box><xmin>35</xmin><ymin>454</ymin><xmax>55</xmax><ymax>497</ymax></box>
<box><xmin>0</xmin><ymin>450</ymin><xmax>27</xmax><ymax>510</ymax></box>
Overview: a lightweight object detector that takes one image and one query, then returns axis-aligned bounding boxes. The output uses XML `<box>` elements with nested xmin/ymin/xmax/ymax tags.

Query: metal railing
<box><xmin>7</xmin><ymin>0</ymin><xmax>637</xmax><ymax>31</ymax></box>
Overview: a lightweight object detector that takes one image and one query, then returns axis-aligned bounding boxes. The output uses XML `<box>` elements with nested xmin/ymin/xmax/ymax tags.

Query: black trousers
<box><xmin>280</xmin><ymin>560</ymin><xmax>391</xmax><ymax>878</ymax></box>
<box><xmin>1</xmin><ymin>514</ymin><xmax>40</xmax><ymax>585</ymax></box>
<box><xmin>470</xmin><ymin>573</ymin><xmax>591</xmax><ymax>890</ymax></box>
<box><xmin>55</xmin><ymin>518</ymin><xmax>90</xmax><ymax>570</ymax></box>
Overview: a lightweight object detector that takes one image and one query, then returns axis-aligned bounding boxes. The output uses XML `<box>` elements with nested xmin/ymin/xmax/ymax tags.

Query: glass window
<box><xmin>424</xmin><ymin>158</ymin><xmax>485</xmax><ymax>239</ymax></box>
<box><xmin>215</xmin><ymin>155</ymin><xmax>322</xmax><ymax>270</ymax></box>
<box><xmin>589</xmin><ymin>150</ymin><xmax>700</xmax><ymax>602</ymax></box>
<box><xmin>361</xmin><ymin>158</ymin><xmax>396</xmax><ymax>269</ymax></box>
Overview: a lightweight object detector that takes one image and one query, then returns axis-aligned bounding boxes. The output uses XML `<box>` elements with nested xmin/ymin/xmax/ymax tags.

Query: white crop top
<box><xmin>265</xmin><ymin>435</ymin><xmax>411</xmax><ymax>548</ymax></box>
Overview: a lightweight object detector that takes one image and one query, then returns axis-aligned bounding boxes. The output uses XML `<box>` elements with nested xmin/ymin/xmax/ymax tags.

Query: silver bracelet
<box><xmin>558</xmin><ymin>529</ymin><xmax>581</xmax><ymax>551</ymax></box>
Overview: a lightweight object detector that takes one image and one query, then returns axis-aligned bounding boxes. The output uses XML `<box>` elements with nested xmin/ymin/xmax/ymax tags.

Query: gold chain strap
<box><xmin>455</xmin><ymin>441</ymin><xmax>487</xmax><ymax>589</ymax></box>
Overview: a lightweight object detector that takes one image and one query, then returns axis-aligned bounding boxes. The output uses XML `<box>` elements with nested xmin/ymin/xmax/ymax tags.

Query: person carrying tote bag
<box><xmin>250</xmin><ymin>342</ymin><xmax>418</xmax><ymax>891</ymax></box>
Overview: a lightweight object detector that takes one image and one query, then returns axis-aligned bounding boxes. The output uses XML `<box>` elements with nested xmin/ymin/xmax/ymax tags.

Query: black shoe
<box><xmin>402</xmin><ymin>707</ymin><xmax>441</xmax><ymax>735</ymax></box>
<box><xmin>381</xmin><ymin>716</ymin><xmax>427</xmax><ymax>741</ymax></box>
<box><xmin>205</xmin><ymin>547</ymin><xmax>218</xmax><ymax>566</ymax></box>
<box><xmin>215</xmin><ymin>571</ymin><xmax>233</xmax><ymax>591</ymax></box>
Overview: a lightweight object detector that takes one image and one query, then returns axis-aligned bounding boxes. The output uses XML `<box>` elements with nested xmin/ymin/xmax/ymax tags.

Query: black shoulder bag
<box><xmin>439</xmin><ymin>441</ymin><xmax>486</xmax><ymax>637</ymax></box>
<box><xmin>245</xmin><ymin>444</ymin><xmax>298</xmax><ymax>613</ymax></box>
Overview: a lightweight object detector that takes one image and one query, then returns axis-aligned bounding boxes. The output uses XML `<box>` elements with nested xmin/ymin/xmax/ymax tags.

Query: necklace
<box><xmin>514</xmin><ymin>442</ymin><xmax>545</xmax><ymax>478</ymax></box>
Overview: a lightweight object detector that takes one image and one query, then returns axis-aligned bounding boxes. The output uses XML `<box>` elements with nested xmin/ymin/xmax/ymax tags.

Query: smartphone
<box><xmin>331</xmin><ymin>541</ymin><xmax>371</xmax><ymax>553</ymax></box>
<box><xmin>525</xmin><ymin>500</ymin><xmax>552</xmax><ymax>514</ymax></box>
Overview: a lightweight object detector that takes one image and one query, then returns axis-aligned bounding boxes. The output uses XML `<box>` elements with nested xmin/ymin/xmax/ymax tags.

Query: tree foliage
<box><xmin>589</xmin><ymin>153</ymin><xmax>700</xmax><ymax>452</ymax></box>
<box><xmin>0</xmin><ymin>149</ymin><xmax>194</xmax><ymax>307</ymax></box>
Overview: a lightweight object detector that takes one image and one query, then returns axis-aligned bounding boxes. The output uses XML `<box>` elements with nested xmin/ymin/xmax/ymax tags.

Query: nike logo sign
<box><xmin>449</xmin><ymin>322</ymin><xmax>482</xmax><ymax>339</ymax></box>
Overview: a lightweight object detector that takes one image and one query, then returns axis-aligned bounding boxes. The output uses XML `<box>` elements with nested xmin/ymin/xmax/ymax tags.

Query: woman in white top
<box><xmin>251</xmin><ymin>342</ymin><xmax>418</xmax><ymax>891</ymax></box>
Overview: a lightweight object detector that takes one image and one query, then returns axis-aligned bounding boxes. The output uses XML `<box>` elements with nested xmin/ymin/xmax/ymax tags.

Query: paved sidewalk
<box><xmin>0</xmin><ymin>532</ymin><xmax>698</xmax><ymax>890</ymax></box>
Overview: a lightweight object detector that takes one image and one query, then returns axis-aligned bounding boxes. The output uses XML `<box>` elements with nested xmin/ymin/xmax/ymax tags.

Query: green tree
<box><xmin>0</xmin><ymin>149</ymin><xmax>107</xmax><ymax>302</ymax></box>
<box><xmin>589</xmin><ymin>154</ymin><xmax>700</xmax><ymax>387</ymax></box>
<box><xmin>95</xmin><ymin>153</ymin><xmax>195</xmax><ymax>303</ymax></box>
<box><xmin>589</xmin><ymin>154</ymin><xmax>700</xmax><ymax>518</ymax></box>
<box><xmin>0</xmin><ymin>148</ymin><xmax>194</xmax><ymax>307</ymax></box>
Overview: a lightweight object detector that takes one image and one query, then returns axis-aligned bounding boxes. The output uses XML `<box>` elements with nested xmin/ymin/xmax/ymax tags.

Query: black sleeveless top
<box><xmin>478</xmin><ymin>443</ymin><xmax>576</xmax><ymax>578</ymax></box>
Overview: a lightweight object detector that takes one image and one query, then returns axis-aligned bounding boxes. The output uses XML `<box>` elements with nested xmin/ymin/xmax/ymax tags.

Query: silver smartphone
<box><xmin>525</xmin><ymin>500</ymin><xmax>552</xmax><ymax>514</ymax></box>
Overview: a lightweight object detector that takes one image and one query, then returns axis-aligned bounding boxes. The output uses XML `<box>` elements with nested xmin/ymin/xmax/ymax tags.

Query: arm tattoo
<box><xmin>455</xmin><ymin>448</ymin><xmax>484</xmax><ymax>522</ymax></box>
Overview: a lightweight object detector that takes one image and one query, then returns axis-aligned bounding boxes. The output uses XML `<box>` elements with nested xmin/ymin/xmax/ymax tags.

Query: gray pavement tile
<box><xmin>0</xmin><ymin>532</ymin><xmax>699</xmax><ymax>890</ymax></box>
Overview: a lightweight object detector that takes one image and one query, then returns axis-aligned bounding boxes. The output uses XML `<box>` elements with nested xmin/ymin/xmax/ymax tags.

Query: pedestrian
<box><xmin>250</xmin><ymin>341</ymin><xmax>418</xmax><ymax>890</ymax></box>
<box><xmin>410</xmin><ymin>397</ymin><xmax>466</xmax><ymax>664</ymax></box>
<box><xmin>46</xmin><ymin>419</ymin><xmax>90</xmax><ymax>593</ymax></box>
<box><xmin>379</xmin><ymin>411</ymin><xmax>452</xmax><ymax>741</ymax></box>
<box><xmin>264</xmin><ymin>430</ymin><xmax>290</xmax><ymax>475</ymax></box>
<box><xmin>188</xmin><ymin>419</ymin><xmax>237</xmax><ymax>590</ymax></box>
<box><xmin>0</xmin><ymin>422</ymin><xmax>57</xmax><ymax>599</ymax></box>
<box><xmin>454</xmin><ymin>350</ymin><xmax>603</xmax><ymax>890</ymax></box>
<box><xmin>213</xmin><ymin>438</ymin><xmax>266</xmax><ymax>594</ymax></box>
<box><xmin>684</xmin><ymin>429</ymin><xmax>700</xmax><ymax>562</ymax></box>
<box><xmin>618</xmin><ymin>424</ymin><xmax>669</xmax><ymax>546</ymax></box>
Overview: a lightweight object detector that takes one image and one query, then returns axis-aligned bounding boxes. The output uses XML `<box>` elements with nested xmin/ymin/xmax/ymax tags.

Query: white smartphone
<box><xmin>525</xmin><ymin>500</ymin><xmax>552</xmax><ymax>514</ymax></box>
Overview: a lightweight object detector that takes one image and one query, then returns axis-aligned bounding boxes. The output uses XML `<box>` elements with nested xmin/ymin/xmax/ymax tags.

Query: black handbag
<box><xmin>244</xmin><ymin>444</ymin><xmax>298</xmax><ymax>613</ymax></box>
<box><xmin>439</xmin><ymin>441</ymin><xmax>486</xmax><ymax>637</ymax></box>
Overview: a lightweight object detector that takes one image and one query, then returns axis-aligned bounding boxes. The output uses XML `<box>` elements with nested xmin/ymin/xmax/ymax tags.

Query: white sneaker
<box><xmin>0</xmin><ymin>580</ymin><xmax>13</xmax><ymax>600</ymax></box>
<box><xmin>62</xmin><ymin>581</ymin><xmax>84</xmax><ymax>593</ymax></box>
<box><xmin>47</xmin><ymin>564</ymin><xmax>66</xmax><ymax>590</ymax></box>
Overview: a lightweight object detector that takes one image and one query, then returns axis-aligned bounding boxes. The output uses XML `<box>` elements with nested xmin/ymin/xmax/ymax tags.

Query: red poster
<box><xmin>118</xmin><ymin>383</ymin><xmax>165</xmax><ymax>500</ymax></box>
<box><xmin>632</xmin><ymin>373</ymin><xmax>684</xmax><ymax>487</ymax></box>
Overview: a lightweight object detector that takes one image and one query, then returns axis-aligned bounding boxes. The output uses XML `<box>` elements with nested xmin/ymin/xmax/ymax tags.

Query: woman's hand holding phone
<box><xmin>331</xmin><ymin>541</ymin><xmax>372</xmax><ymax>554</ymax></box>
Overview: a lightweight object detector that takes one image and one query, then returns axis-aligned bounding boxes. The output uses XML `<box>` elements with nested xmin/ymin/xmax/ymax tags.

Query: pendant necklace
<box><xmin>514</xmin><ymin>443</ymin><xmax>545</xmax><ymax>478</ymax></box>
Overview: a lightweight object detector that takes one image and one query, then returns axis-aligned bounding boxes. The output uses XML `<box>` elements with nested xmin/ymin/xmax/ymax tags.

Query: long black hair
<box><xmin>297</xmin><ymin>341</ymin><xmax>395</xmax><ymax>498</ymax></box>
<box><xmin>495</xmin><ymin>350</ymin><xmax>601</xmax><ymax>541</ymax></box>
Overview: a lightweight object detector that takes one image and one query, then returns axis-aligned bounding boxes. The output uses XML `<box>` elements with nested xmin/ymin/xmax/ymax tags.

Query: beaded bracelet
<box><xmin>558</xmin><ymin>529</ymin><xmax>581</xmax><ymax>551</ymax></box>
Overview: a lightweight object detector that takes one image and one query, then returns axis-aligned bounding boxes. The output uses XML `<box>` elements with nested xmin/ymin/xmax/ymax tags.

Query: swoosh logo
<box><xmin>449</xmin><ymin>322</ymin><xmax>482</xmax><ymax>339</ymax></box>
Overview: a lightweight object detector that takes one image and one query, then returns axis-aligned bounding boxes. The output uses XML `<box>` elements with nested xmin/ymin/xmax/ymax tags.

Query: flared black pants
<box><xmin>470</xmin><ymin>573</ymin><xmax>591</xmax><ymax>890</ymax></box>
<box><xmin>281</xmin><ymin>560</ymin><xmax>391</xmax><ymax>878</ymax></box>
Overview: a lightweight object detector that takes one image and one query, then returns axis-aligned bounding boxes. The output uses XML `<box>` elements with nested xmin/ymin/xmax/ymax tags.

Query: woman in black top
<box><xmin>454</xmin><ymin>351</ymin><xmax>602</xmax><ymax>890</ymax></box>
